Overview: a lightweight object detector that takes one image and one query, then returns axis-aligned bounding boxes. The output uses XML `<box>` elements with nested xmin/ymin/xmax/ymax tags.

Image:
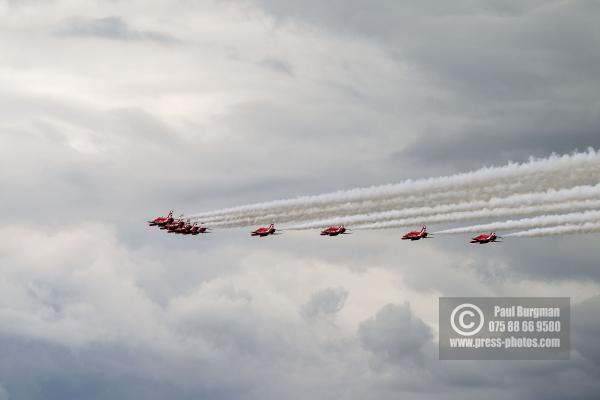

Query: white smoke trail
<box><xmin>187</xmin><ymin>149</ymin><xmax>600</xmax><ymax>224</ymax></box>
<box><xmin>280</xmin><ymin>184</ymin><xmax>600</xmax><ymax>230</ymax></box>
<box><xmin>348</xmin><ymin>200</ymin><xmax>600</xmax><ymax>230</ymax></box>
<box><xmin>198</xmin><ymin>167</ymin><xmax>600</xmax><ymax>227</ymax></box>
<box><xmin>434</xmin><ymin>210</ymin><xmax>600</xmax><ymax>234</ymax></box>
<box><xmin>504</xmin><ymin>222</ymin><xmax>600</xmax><ymax>237</ymax></box>
<box><xmin>195</xmin><ymin>168</ymin><xmax>600</xmax><ymax>227</ymax></box>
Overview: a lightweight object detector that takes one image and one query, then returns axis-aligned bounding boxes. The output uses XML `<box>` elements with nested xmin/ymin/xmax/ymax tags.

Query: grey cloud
<box><xmin>56</xmin><ymin>16</ymin><xmax>179</xmax><ymax>43</ymax></box>
<box><xmin>6</xmin><ymin>0</ymin><xmax>54</xmax><ymax>6</ymax></box>
<box><xmin>300</xmin><ymin>287</ymin><xmax>348</xmax><ymax>321</ymax></box>
<box><xmin>251</xmin><ymin>0</ymin><xmax>600</xmax><ymax>174</ymax></box>
<box><xmin>0</xmin><ymin>217</ymin><xmax>599</xmax><ymax>400</ymax></box>
<box><xmin>572</xmin><ymin>294</ymin><xmax>600</xmax><ymax>366</ymax></box>
<box><xmin>395</xmin><ymin>104</ymin><xmax>600</xmax><ymax>171</ymax></box>
<box><xmin>0</xmin><ymin>338</ymin><xmax>233</xmax><ymax>400</ymax></box>
<box><xmin>352</xmin><ymin>298</ymin><xmax>600</xmax><ymax>399</ymax></box>
<box><xmin>403</xmin><ymin>227</ymin><xmax>600</xmax><ymax>287</ymax></box>
<box><xmin>359</xmin><ymin>303</ymin><xmax>433</xmax><ymax>363</ymax></box>
<box><xmin>0</xmin><ymin>90</ymin><xmax>294</xmax><ymax>228</ymax></box>
<box><xmin>260</xmin><ymin>57</ymin><xmax>293</xmax><ymax>76</ymax></box>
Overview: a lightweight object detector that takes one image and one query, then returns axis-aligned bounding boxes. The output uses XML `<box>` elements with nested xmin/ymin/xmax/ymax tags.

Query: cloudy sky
<box><xmin>1</xmin><ymin>0</ymin><xmax>600</xmax><ymax>399</ymax></box>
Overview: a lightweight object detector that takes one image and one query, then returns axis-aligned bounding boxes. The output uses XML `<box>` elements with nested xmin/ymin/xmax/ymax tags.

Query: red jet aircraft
<box><xmin>190</xmin><ymin>224</ymin><xmax>210</xmax><ymax>235</ymax></box>
<box><xmin>162</xmin><ymin>215</ymin><xmax>185</xmax><ymax>230</ymax></box>
<box><xmin>470</xmin><ymin>232</ymin><xmax>502</xmax><ymax>244</ymax></box>
<box><xmin>251</xmin><ymin>224</ymin><xmax>277</xmax><ymax>237</ymax></box>
<box><xmin>168</xmin><ymin>219</ymin><xmax>192</xmax><ymax>234</ymax></box>
<box><xmin>148</xmin><ymin>210</ymin><xmax>174</xmax><ymax>227</ymax></box>
<box><xmin>320</xmin><ymin>225</ymin><xmax>350</xmax><ymax>236</ymax></box>
<box><xmin>402</xmin><ymin>226</ymin><xmax>431</xmax><ymax>240</ymax></box>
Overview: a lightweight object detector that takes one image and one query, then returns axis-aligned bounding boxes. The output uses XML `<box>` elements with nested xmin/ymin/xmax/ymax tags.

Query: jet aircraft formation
<box><xmin>148</xmin><ymin>211</ymin><xmax>503</xmax><ymax>244</ymax></box>
<box><xmin>148</xmin><ymin>210</ymin><xmax>211</xmax><ymax>235</ymax></box>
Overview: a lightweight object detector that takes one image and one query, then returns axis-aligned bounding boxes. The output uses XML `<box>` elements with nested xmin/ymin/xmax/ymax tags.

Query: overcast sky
<box><xmin>1</xmin><ymin>0</ymin><xmax>600</xmax><ymax>399</ymax></box>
